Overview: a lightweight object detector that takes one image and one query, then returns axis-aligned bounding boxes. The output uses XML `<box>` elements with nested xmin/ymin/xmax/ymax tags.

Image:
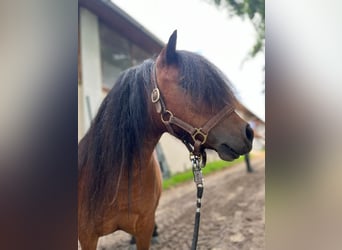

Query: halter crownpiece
<box><xmin>150</xmin><ymin>63</ymin><xmax>235</xmax><ymax>160</ymax></box>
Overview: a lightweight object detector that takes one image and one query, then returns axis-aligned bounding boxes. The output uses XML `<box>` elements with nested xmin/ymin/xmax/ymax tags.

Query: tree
<box><xmin>213</xmin><ymin>0</ymin><xmax>265</xmax><ymax>57</ymax></box>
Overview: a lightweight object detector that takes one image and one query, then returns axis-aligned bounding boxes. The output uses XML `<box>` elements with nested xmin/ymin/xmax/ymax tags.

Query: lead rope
<box><xmin>190</xmin><ymin>153</ymin><xmax>204</xmax><ymax>250</ymax></box>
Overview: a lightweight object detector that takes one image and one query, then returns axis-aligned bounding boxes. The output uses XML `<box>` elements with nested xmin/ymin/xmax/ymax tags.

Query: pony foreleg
<box><xmin>134</xmin><ymin>218</ymin><xmax>155</xmax><ymax>250</ymax></box>
<box><xmin>130</xmin><ymin>223</ymin><xmax>159</xmax><ymax>246</ymax></box>
<box><xmin>78</xmin><ymin>231</ymin><xmax>98</xmax><ymax>250</ymax></box>
<box><xmin>151</xmin><ymin>224</ymin><xmax>159</xmax><ymax>244</ymax></box>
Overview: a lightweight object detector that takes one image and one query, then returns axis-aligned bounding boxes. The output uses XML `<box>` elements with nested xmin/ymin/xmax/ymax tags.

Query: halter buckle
<box><xmin>151</xmin><ymin>88</ymin><xmax>160</xmax><ymax>103</ymax></box>
<box><xmin>191</xmin><ymin>128</ymin><xmax>207</xmax><ymax>145</ymax></box>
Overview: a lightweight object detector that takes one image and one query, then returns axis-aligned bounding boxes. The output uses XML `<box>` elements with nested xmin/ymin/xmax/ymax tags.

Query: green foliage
<box><xmin>213</xmin><ymin>0</ymin><xmax>265</xmax><ymax>57</ymax></box>
<box><xmin>162</xmin><ymin>157</ymin><xmax>244</xmax><ymax>190</ymax></box>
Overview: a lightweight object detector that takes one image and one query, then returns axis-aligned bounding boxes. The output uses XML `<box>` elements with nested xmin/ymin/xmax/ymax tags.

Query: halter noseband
<box><xmin>151</xmin><ymin>64</ymin><xmax>235</xmax><ymax>163</ymax></box>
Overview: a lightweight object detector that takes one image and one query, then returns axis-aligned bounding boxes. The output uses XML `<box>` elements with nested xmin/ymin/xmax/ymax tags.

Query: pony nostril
<box><xmin>245</xmin><ymin>124</ymin><xmax>254</xmax><ymax>143</ymax></box>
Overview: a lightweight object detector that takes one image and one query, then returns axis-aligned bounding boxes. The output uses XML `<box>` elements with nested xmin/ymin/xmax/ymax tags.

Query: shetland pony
<box><xmin>78</xmin><ymin>30</ymin><xmax>253</xmax><ymax>250</ymax></box>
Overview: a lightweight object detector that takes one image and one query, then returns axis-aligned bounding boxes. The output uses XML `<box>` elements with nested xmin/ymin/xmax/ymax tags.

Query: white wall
<box><xmin>158</xmin><ymin>133</ymin><xmax>221</xmax><ymax>174</ymax></box>
<box><xmin>78</xmin><ymin>85</ymin><xmax>84</xmax><ymax>141</ymax></box>
<box><xmin>79</xmin><ymin>7</ymin><xmax>103</xmax><ymax>132</ymax></box>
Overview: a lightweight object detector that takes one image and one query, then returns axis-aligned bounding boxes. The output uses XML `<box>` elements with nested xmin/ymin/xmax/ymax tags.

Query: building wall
<box><xmin>78</xmin><ymin>85</ymin><xmax>84</xmax><ymax>141</ymax></box>
<box><xmin>158</xmin><ymin>134</ymin><xmax>190</xmax><ymax>174</ymax></box>
<box><xmin>79</xmin><ymin>7</ymin><xmax>103</xmax><ymax>133</ymax></box>
<box><xmin>158</xmin><ymin>134</ymin><xmax>221</xmax><ymax>174</ymax></box>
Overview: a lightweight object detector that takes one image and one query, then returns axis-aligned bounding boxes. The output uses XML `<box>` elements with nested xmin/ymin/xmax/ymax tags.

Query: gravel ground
<box><xmin>83</xmin><ymin>153</ymin><xmax>265</xmax><ymax>250</ymax></box>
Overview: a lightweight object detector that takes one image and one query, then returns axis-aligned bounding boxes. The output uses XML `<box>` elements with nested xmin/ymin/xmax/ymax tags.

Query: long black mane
<box><xmin>79</xmin><ymin>59</ymin><xmax>154</xmax><ymax>216</ymax></box>
<box><xmin>79</xmin><ymin>50</ymin><xmax>238</xmax><ymax>217</ymax></box>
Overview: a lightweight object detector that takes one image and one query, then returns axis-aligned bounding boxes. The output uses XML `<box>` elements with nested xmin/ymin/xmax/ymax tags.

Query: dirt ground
<box><xmin>87</xmin><ymin>153</ymin><xmax>265</xmax><ymax>250</ymax></box>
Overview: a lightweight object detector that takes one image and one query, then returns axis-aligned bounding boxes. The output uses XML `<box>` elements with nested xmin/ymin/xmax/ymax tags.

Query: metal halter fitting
<box><xmin>150</xmin><ymin>63</ymin><xmax>235</xmax><ymax>163</ymax></box>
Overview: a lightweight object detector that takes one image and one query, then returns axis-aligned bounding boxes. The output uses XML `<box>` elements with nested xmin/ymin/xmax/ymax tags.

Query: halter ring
<box><xmin>191</xmin><ymin>128</ymin><xmax>207</xmax><ymax>145</ymax></box>
<box><xmin>161</xmin><ymin>110</ymin><xmax>174</xmax><ymax>124</ymax></box>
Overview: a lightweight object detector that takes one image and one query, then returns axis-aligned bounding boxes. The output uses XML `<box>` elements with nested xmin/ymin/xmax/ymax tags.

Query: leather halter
<box><xmin>150</xmin><ymin>64</ymin><xmax>235</xmax><ymax>163</ymax></box>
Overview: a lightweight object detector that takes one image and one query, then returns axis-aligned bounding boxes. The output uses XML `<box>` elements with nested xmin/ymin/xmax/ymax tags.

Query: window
<box><xmin>99</xmin><ymin>22</ymin><xmax>151</xmax><ymax>90</ymax></box>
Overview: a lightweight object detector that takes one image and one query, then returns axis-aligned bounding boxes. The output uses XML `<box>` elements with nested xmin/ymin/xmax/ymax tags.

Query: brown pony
<box><xmin>78</xmin><ymin>30</ymin><xmax>253</xmax><ymax>250</ymax></box>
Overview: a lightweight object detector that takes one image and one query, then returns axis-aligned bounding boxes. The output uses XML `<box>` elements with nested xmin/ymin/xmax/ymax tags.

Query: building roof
<box><xmin>79</xmin><ymin>0</ymin><xmax>164</xmax><ymax>54</ymax></box>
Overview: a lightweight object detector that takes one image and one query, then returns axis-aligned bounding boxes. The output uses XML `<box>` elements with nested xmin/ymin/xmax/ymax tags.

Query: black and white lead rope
<box><xmin>190</xmin><ymin>154</ymin><xmax>204</xmax><ymax>250</ymax></box>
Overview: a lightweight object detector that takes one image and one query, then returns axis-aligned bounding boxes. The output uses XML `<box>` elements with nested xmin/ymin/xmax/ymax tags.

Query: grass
<box><xmin>162</xmin><ymin>156</ymin><xmax>244</xmax><ymax>190</ymax></box>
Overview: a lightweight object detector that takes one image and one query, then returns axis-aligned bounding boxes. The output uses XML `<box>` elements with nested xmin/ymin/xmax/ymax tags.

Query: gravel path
<box><xmin>90</xmin><ymin>153</ymin><xmax>265</xmax><ymax>250</ymax></box>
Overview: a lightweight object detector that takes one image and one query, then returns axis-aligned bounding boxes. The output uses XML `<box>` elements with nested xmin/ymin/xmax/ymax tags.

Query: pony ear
<box><xmin>158</xmin><ymin>30</ymin><xmax>178</xmax><ymax>66</ymax></box>
<box><xmin>166</xmin><ymin>30</ymin><xmax>178</xmax><ymax>64</ymax></box>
